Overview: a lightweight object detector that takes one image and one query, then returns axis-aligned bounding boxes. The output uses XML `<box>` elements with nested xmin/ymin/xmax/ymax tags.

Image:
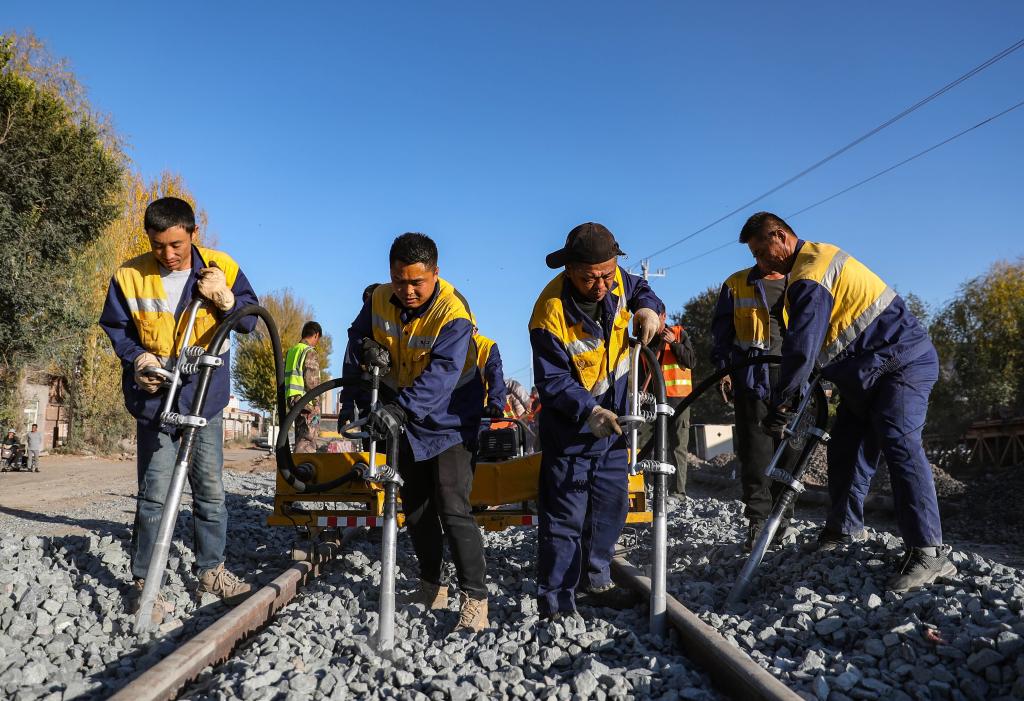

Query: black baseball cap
<box><xmin>545</xmin><ymin>222</ymin><xmax>626</xmax><ymax>269</ymax></box>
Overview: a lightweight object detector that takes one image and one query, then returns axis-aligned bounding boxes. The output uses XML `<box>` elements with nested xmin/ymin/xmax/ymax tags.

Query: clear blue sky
<box><xmin>6</xmin><ymin>3</ymin><xmax>1023</xmax><ymax>388</ymax></box>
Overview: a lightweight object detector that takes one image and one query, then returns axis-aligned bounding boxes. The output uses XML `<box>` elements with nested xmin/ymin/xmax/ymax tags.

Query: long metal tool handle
<box><xmin>761</xmin><ymin>383</ymin><xmax>818</xmax><ymax>479</ymax></box>
<box><xmin>628</xmin><ymin>344</ymin><xmax>641</xmax><ymax>472</ymax></box>
<box><xmin>159</xmin><ymin>299</ymin><xmax>204</xmax><ymax>420</ymax></box>
<box><xmin>378</xmin><ymin>478</ymin><xmax>399</xmax><ymax>650</ymax></box>
<box><xmin>366</xmin><ymin>366</ymin><xmax>380</xmax><ymax>478</ymax></box>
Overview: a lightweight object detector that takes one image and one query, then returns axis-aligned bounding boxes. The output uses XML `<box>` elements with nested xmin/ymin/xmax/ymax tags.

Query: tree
<box><xmin>928</xmin><ymin>258</ymin><xmax>1024</xmax><ymax>436</ymax></box>
<box><xmin>0</xmin><ymin>35</ymin><xmax>122</xmax><ymax>427</ymax></box>
<box><xmin>232</xmin><ymin>289</ymin><xmax>333</xmax><ymax>414</ymax></box>
<box><xmin>671</xmin><ymin>285</ymin><xmax>734</xmax><ymax>425</ymax></box>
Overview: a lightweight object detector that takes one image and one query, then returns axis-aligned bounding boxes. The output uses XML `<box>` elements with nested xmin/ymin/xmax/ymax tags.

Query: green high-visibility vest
<box><xmin>284</xmin><ymin>342</ymin><xmax>313</xmax><ymax>399</ymax></box>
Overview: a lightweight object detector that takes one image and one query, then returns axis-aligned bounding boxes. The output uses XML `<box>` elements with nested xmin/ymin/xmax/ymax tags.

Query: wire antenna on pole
<box><xmin>634</xmin><ymin>258</ymin><xmax>667</xmax><ymax>281</ymax></box>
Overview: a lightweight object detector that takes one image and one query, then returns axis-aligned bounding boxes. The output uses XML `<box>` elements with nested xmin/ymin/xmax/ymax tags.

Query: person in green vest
<box><xmin>285</xmin><ymin>321</ymin><xmax>323</xmax><ymax>453</ymax></box>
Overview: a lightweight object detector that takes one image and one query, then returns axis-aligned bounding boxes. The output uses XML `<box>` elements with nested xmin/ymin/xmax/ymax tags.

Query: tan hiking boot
<box><xmin>401</xmin><ymin>580</ymin><xmax>449</xmax><ymax>610</ymax></box>
<box><xmin>130</xmin><ymin>578</ymin><xmax>173</xmax><ymax>626</ymax></box>
<box><xmin>197</xmin><ymin>563</ymin><xmax>252</xmax><ymax>605</ymax></box>
<box><xmin>453</xmin><ymin>593</ymin><xmax>488</xmax><ymax>633</ymax></box>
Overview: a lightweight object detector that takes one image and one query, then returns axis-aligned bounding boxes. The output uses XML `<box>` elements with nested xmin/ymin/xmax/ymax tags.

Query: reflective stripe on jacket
<box><xmin>474</xmin><ymin>333</ymin><xmax>507</xmax><ymax>410</ymax></box>
<box><xmin>284</xmin><ymin>342</ymin><xmax>313</xmax><ymax>399</ymax></box>
<box><xmin>112</xmin><ymin>246</ymin><xmax>240</xmax><ymax>357</ymax></box>
<box><xmin>723</xmin><ymin>268</ymin><xmax>789</xmax><ymax>351</ymax></box>
<box><xmin>661</xmin><ymin>325</ymin><xmax>692</xmax><ymax>398</ymax></box>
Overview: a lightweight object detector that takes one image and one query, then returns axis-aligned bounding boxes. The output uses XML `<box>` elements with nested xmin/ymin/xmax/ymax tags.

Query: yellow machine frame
<box><xmin>269</xmin><ymin>450</ymin><xmax>652</xmax><ymax>532</ymax></box>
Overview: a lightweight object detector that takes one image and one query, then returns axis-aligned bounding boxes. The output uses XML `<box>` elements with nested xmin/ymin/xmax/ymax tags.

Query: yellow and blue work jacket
<box><xmin>710</xmin><ymin>266</ymin><xmax>788</xmax><ymax>400</ymax></box>
<box><xmin>777</xmin><ymin>240</ymin><xmax>933</xmax><ymax>403</ymax></box>
<box><xmin>529</xmin><ymin>266</ymin><xmax>664</xmax><ymax>457</ymax></box>
<box><xmin>99</xmin><ymin>245</ymin><xmax>259</xmax><ymax>428</ymax></box>
<box><xmin>474</xmin><ymin>334</ymin><xmax>507</xmax><ymax>413</ymax></box>
<box><xmin>342</xmin><ymin>279</ymin><xmax>484</xmax><ymax>461</ymax></box>
<box><xmin>284</xmin><ymin>342</ymin><xmax>314</xmax><ymax>399</ymax></box>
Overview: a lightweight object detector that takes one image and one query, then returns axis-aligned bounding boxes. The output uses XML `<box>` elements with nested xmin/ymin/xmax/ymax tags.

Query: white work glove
<box><xmin>196</xmin><ymin>262</ymin><xmax>235</xmax><ymax>312</ymax></box>
<box><xmin>133</xmin><ymin>352</ymin><xmax>163</xmax><ymax>394</ymax></box>
<box><xmin>588</xmin><ymin>406</ymin><xmax>623</xmax><ymax>439</ymax></box>
<box><xmin>632</xmin><ymin>307</ymin><xmax>660</xmax><ymax>345</ymax></box>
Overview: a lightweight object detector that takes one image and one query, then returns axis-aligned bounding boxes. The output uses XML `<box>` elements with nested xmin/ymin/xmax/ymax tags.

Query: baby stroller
<box><xmin>1</xmin><ymin>441</ymin><xmax>29</xmax><ymax>472</ymax></box>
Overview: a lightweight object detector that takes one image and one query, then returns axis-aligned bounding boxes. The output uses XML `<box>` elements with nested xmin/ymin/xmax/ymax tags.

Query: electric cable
<box><xmin>661</xmin><ymin>96</ymin><xmax>1024</xmax><ymax>270</ymax></box>
<box><xmin>642</xmin><ymin>37</ymin><xmax>1024</xmax><ymax>262</ymax></box>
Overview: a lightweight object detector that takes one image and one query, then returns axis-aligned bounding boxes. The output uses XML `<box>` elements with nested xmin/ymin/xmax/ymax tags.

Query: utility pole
<box><xmin>637</xmin><ymin>258</ymin><xmax>667</xmax><ymax>282</ymax></box>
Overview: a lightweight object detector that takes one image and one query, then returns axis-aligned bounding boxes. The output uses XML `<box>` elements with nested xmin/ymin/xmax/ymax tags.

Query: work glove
<box><xmin>133</xmin><ymin>352</ymin><xmax>163</xmax><ymax>394</ymax></box>
<box><xmin>483</xmin><ymin>404</ymin><xmax>504</xmax><ymax>419</ymax></box>
<box><xmin>587</xmin><ymin>405</ymin><xmax>623</xmax><ymax>439</ymax></box>
<box><xmin>632</xmin><ymin>308</ymin><xmax>660</xmax><ymax>345</ymax></box>
<box><xmin>196</xmin><ymin>262</ymin><xmax>235</xmax><ymax>312</ymax></box>
<box><xmin>366</xmin><ymin>402</ymin><xmax>407</xmax><ymax>442</ymax></box>
<box><xmin>762</xmin><ymin>404</ymin><xmax>790</xmax><ymax>440</ymax></box>
<box><xmin>719</xmin><ymin>375</ymin><xmax>734</xmax><ymax>404</ymax></box>
<box><xmin>360</xmin><ymin>337</ymin><xmax>391</xmax><ymax>371</ymax></box>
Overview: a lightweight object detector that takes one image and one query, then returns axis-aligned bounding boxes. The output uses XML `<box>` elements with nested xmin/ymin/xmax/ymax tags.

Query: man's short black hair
<box><xmin>739</xmin><ymin>212</ymin><xmax>795</xmax><ymax>243</ymax></box>
<box><xmin>31</xmin><ymin>424</ymin><xmax>37</xmax><ymax>428</ymax></box>
<box><xmin>301</xmin><ymin>321</ymin><xmax>322</xmax><ymax>338</ymax></box>
<box><xmin>389</xmin><ymin>233</ymin><xmax>438</xmax><ymax>268</ymax></box>
<box><xmin>144</xmin><ymin>197</ymin><xmax>197</xmax><ymax>234</ymax></box>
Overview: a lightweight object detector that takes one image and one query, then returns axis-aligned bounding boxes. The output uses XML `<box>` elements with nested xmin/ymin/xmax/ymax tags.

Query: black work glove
<box><xmin>366</xmin><ymin>403</ymin><xmax>407</xmax><ymax>441</ymax></box>
<box><xmin>360</xmin><ymin>337</ymin><xmax>391</xmax><ymax>371</ymax></box>
<box><xmin>483</xmin><ymin>404</ymin><xmax>504</xmax><ymax>419</ymax></box>
<box><xmin>761</xmin><ymin>405</ymin><xmax>790</xmax><ymax>439</ymax></box>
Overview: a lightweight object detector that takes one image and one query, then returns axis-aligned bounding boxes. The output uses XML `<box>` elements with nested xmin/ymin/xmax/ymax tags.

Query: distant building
<box><xmin>21</xmin><ymin>372</ymin><xmax>69</xmax><ymax>451</ymax></box>
<box><xmin>223</xmin><ymin>395</ymin><xmax>262</xmax><ymax>442</ymax></box>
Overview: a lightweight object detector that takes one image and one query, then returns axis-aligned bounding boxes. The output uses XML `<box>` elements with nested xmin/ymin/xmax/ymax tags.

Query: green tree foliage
<box><xmin>672</xmin><ymin>284</ymin><xmax>734</xmax><ymax>425</ymax></box>
<box><xmin>0</xmin><ymin>35</ymin><xmax>121</xmax><ymax>427</ymax></box>
<box><xmin>233</xmin><ymin>289</ymin><xmax>333</xmax><ymax>414</ymax></box>
<box><xmin>928</xmin><ymin>258</ymin><xmax>1024</xmax><ymax>436</ymax></box>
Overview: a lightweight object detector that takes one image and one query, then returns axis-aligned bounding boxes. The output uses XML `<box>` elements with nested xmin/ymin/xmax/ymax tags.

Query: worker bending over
<box><xmin>284</xmin><ymin>321</ymin><xmax>324</xmax><ymax>453</ymax></box>
<box><xmin>530</xmin><ymin>222</ymin><xmax>664</xmax><ymax>618</ymax></box>
<box><xmin>711</xmin><ymin>263</ymin><xmax>800</xmax><ymax>550</ymax></box>
<box><xmin>472</xmin><ymin>318</ymin><xmax>508</xmax><ymax>418</ymax></box>
<box><xmin>99</xmin><ymin>197</ymin><xmax>258</xmax><ymax>625</ymax></box>
<box><xmin>740</xmin><ymin>212</ymin><xmax>953</xmax><ymax>592</ymax></box>
<box><xmin>342</xmin><ymin>233</ymin><xmax>489</xmax><ymax>632</ymax></box>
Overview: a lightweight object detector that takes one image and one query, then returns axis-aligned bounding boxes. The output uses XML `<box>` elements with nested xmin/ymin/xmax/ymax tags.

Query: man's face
<box><xmin>566</xmin><ymin>258</ymin><xmax>617</xmax><ymax>303</ymax></box>
<box><xmin>147</xmin><ymin>225</ymin><xmax>195</xmax><ymax>271</ymax></box>
<box><xmin>747</xmin><ymin>229</ymin><xmax>795</xmax><ymax>274</ymax></box>
<box><xmin>390</xmin><ymin>260</ymin><xmax>439</xmax><ymax>310</ymax></box>
<box><xmin>30</xmin><ymin>426</ymin><xmax>37</xmax><ymax>432</ymax></box>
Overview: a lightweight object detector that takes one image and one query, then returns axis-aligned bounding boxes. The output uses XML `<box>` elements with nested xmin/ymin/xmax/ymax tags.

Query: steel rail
<box><xmin>611</xmin><ymin>557</ymin><xmax>803</xmax><ymax>701</ymax></box>
<box><xmin>111</xmin><ymin>528</ymin><xmax>362</xmax><ymax>701</ymax></box>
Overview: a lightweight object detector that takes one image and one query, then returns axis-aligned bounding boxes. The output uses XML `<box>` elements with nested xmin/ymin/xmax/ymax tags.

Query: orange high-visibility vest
<box><xmin>661</xmin><ymin>325</ymin><xmax>692</xmax><ymax>398</ymax></box>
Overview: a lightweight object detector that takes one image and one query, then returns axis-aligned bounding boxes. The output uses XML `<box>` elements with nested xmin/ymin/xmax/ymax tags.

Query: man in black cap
<box><xmin>528</xmin><ymin>222</ymin><xmax>665</xmax><ymax>619</ymax></box>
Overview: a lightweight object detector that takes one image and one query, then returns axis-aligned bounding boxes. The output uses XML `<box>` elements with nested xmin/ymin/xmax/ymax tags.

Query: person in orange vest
<box><xmin>639</xmin><ymin>310</ymin><xmax>695</xmax><ymax>495</ymax></box>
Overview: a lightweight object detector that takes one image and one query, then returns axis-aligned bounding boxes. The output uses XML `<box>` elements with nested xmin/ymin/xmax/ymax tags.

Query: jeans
<box><xmin>733</xmin><ymin>391</ymin><xmax>800</xmax><ymax>522</ymax></box>
<box><xmin>132</xmin><ymin>415</ymin><xmax>226</xmax><ymax>579</ymax></box>
<box><xmin>28</xmin><ymin>450</ymin><xmax>40</xmax><ymax>470</ymax></box>
<box><xmin>826</xmin><ymin>347</ymin><xmax>942</xmax><ymax>546</ymax></box>
<box><xmin>537</xmin><ymin>447</ymin><xmax>629</xmax><ymax>616</ymax></box>
<box><xmin>397</xmin><ymin>437</ymin><xmax>488</xmax><ymax>599</ymax></box>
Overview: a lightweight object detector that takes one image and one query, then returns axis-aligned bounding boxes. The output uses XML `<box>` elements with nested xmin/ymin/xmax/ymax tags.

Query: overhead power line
<box><xmin>661</xmin><ymin>97</ymin><xmax>1024</xmax><ymax>271</ymax></box>
<box><xmin>642</xmin><ymin>37</ymin><xmax>1024</xmax><ymax>262</ymax></box>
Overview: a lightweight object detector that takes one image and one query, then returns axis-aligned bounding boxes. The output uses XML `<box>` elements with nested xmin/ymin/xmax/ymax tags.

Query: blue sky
<box><xmin>6</xmin><ymin>3</ymin><xmax>1023</xmax><ymax>388</ymax></box>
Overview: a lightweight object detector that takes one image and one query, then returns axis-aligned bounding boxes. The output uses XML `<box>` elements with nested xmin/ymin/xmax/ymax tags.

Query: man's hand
<box><xmin>719</xmin><ymin>375</ymin><xmax>733</xmax><ymax>404</ymax></box>
<box><xmin>762</xmin><ymin>405</ymin><xmax>790</xmax><ymax>439</ymax></box>
<box><xmin>366</xmin><ymin>403</ymin><xmax>407</xmax><ymax>441</ymax></box>
<box><xmin>587</xmin><ymin>406</ymin><xmax>623</xmax><ymax>439</ymax></box>
<box><xmin>633</xmin><ymin>308</ymin><xmax>660</xmax><ymax>345</ymax></box>
<box><xmin>483</xmin><ymin>404</ymin><xmax>504</xmax><ymax>419</ymax></box>
<box><xmin>660</xmin><ymin>326</ymin><xmax>675</xmax><ymax>344</ymax></box>
<box><xmin>133</xmin><ymin>352</ymin><xmax>163</xmax><ymax>394</ymax></box>
<box><xmin>196</xmin><ymin>262</ymin><xmax>235</xmax><ymax>311</ymax></box>
<box><xmin>360</xmin><ymin>337</ymin><xmax>391</xmax><ymax>371</ymax></box>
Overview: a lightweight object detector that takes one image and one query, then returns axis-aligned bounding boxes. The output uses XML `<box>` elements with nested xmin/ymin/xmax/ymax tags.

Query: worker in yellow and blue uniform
<box><xmin>341</xmin><ymin>233</ymin><xmax>489</xmax><ymax>633</ymax></box>
<box><xmin>739</xmin><ymin>211</ymin><xmax>954</xmax><ymax>593</ymax></box>
<box><xmin>712</xmin><ymin>264</ymin><xmax>800</xmax><ymax>551</ymax></box>
<box><xmin>472</xmin><ymin>318</ymin><xmax>508</xmax><ymax>419</ymax></box>
<box><xmin>99</xmin><ymin>197</ymin><xmax>259</xmax><ymax>625</ymax></box>
<box><xmin>530</xmin><ymin>222</ymin><xmax>664</xmax><ymax>618</ymax></box>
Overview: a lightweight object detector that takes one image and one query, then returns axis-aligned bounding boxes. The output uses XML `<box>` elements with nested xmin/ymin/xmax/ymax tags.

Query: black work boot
<box><xmin>887</xmin><ymin>547</ymin><xmax>956</xmax><ymax>593</ymax></box>
<box><xmin>810</xmin><ymin>526</ymin><xmax>867</xmax><ymax>552</ymax></box>
<box><xmin>576</xmin><ymin>583</ymin><xmax>637</xmax><ymax>610</ymax></box>
<box><xmin>744</xmin><ymin>519</ymin><xmax>764</xmax><ymax>552</ymax></box>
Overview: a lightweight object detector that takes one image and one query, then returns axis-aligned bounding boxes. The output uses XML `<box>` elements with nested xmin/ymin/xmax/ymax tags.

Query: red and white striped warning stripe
<box><xmin>316</xmin><ymin>516</ymin><xmax>383</xmax><ymax>528</ymax></box>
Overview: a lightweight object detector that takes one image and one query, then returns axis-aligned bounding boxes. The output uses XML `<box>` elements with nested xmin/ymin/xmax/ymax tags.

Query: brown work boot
<box><xmin>453</xmin><ymin>592</ymin><xmax>488</xmax><ymax>633</ymax></box>
<box><xmin>197</xmin><ymin>563</ymin><xmax>252</xmax><ymax>605</ymax></box>
<box><xmin>129</xmin><ymin>578</ymin><xmax>174</xmax><ymax>626</ymax></box>
<box><xmin>401</xmin><ymin>579</ymin><xmax>449</xmax><ymax>610</ymax></box>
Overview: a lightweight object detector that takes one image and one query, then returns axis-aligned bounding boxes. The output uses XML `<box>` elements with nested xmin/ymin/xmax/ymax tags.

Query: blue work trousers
<box><xmin>826</xmin><ymin>347</ymin><xmax>943</xmax><ymax>547</ymax></box>
<box><xmin>537</xmin><ymin>447</ymin><xmax>629</xmax><ymax>616</ymax></box>
<box><xmin>131</xmin><ymin>416</ymin><xmax>226</xmax><ymax>579</ymax></box>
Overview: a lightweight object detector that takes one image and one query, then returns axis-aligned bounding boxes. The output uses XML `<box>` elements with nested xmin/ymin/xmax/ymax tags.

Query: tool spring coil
<box><xmin>179</xmin><ymin>346</ymin><xmax>206</xmax><ymax>374</ymax></box>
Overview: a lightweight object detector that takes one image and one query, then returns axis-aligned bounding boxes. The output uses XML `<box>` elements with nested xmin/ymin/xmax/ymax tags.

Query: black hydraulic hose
<box><xmin>636</xmin><ymin>342</ymin><xmax>669</xmax><ymax>465</ymax></box>
<box><xmin>276</xmin><ymin>377</ymin><xmax>361</xmax><ymax>493</ymax></box>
